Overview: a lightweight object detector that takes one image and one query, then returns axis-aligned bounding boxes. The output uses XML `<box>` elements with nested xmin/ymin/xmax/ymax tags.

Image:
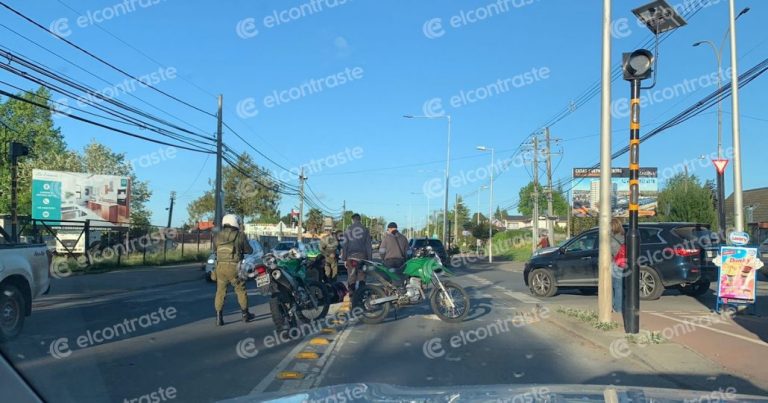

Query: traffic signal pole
<box><xmin>624</xmin><ymin>78</ymin><xmax>641</xmax><ymax>334</ymax></box>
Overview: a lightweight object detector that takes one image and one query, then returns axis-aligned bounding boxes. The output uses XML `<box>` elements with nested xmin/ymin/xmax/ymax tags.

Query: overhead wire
<box><xmin>0</xmin><ymin>1</ymin><xmax>216</xmax><ymax>118</ymax></box>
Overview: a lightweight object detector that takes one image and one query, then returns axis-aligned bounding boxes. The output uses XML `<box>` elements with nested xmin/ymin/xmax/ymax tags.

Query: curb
<box><xmin>545</xmin><ymin>310</ymin><xmax>722</xmax><ymax>392</ymax></box>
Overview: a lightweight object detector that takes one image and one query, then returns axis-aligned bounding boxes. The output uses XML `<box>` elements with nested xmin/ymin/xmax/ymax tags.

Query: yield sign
<box><xmin>712</xmin><ymin>159</ymin><xmax>729</xmax><ymax>175</ymax></box>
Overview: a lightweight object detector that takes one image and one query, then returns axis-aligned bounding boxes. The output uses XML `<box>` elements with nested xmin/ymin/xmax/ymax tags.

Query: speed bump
<box><xmin>309</xmin><ymin>337</ymin><xmax>330</xmax><ymax>346</ymax></box>
<box><xmin>321</xmin><ymin>328</ymin><xmax>336</xmax><ymax>334</ymax></box>
<box><xmin>277</xmin><ymin>371</ymin><xmax>304</xmax><ymax>380</ymax></box>
<box><xmin>296</xmin><ymin>351</ymin><xmax>320</xmax><ymax>360</ymax></box>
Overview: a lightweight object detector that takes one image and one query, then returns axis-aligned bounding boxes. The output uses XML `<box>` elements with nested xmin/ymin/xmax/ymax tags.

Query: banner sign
<box><xmin>714</xmin><ymin>246</ymin><xmax>763</xmax><ymax>305</ymax></box>
<box><xmin>32</xmin><ymin>169</ymin><xmax>131</xmax><ymax>225</ymax></box>
<box><xmin>571</xmin><ymin>167</ymin><xmax>658</xmax><ymax>218</ymax></box>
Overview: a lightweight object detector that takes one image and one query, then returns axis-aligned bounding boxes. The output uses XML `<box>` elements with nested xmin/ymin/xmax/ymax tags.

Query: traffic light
<box><xmin>9</xmin><ymin>142</ymin><xmax>29</xmax><ymax>160</ymax></box>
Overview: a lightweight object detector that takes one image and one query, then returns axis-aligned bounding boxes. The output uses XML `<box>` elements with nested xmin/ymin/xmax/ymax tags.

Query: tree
<box><xmin>305</xmin><ymin>208</ymin><xmax>324</xmax><ymax>234</ymax></box>
<box><xmin>79</xmin><ymin>141</ymin><xmax>153</xmax><ymax>230</ymax></box>
<box><xmin>494</xmin><ymin>206</ymin><xmax>510</xmax><ymax>220</ymax></box>
<box><xmin>656</xmin><ymin>173</ymin><xmax>716</xmax><ymax>227</ymax></box>
<box><xmin>186</xmin><ymin>153</ymin><xmax>280</xmax><ymax>225</ymax></box>
<box><xmin>0</xmin><ymin>87</ymin><xmax>70</xmax><ymax>215</ymax></box>
<box><xmin>517</xmin><ymin>181</ymin><xmax>569</xmax><ymax>218</ymax></box>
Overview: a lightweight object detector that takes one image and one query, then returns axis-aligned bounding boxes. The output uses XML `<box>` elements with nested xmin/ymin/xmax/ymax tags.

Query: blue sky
<box><xmin>3</xmin><ymin>0</ymin><xmax>767</xmax><ymax>229</ymax></box>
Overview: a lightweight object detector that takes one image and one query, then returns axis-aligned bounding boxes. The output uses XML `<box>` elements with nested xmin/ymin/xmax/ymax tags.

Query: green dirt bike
<box><xmin>351</xmin><ymin>247</ymin><xmax>470</xmax><ymax>324</ymax></box>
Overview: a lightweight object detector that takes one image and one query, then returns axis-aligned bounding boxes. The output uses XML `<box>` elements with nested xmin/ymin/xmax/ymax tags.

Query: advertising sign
<box><xmin>714</xmin><ymin>246</ymin><xmax>763</xmax><ymax>304</ymax></box>
<box><xmin>32</xmin><ymin>169</ymin><xmax>131</xmax><ymax>225</ymax></box>
<box><xmin>571</xmin><ymin>167</ymin><xmax>658</xmax><ymax>218</ymax></box>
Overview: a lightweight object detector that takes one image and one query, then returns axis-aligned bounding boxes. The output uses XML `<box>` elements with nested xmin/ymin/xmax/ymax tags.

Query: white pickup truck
<box><xmin>0</xmin><ymin>243</ymin><xmax>51</xmax><ymax>342</ymax></box>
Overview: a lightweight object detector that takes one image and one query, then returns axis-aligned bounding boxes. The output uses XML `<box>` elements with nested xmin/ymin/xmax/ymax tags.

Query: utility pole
<box><xmin>728</xmin><ymin>0</ymin><xmax>745</xmax><ymax>232</ymax></box>
<box><xmin>597</xmin><ymin>0</ymin><xmax>613</xmax><ymax>324</ymax></box>
<box><xmin>9</xmin><ymin>142</ymin><xmax>29</xmax><ymax>243</ymax></box>
<box><xmin>166</xmin><ymin>191</ymin><xmax>176</xmax><ymax>228</ymax></box>
<box><xmin>298</xmin><ymin>168</ymin><xmax>306</xmax><ymax>241</ymax></box>
<box><xmin>454</xmin><ymin>193</ymin><xmax>459</xmax><ymax>248</ymax></box>
<box><xmin>532</xmin><ymin>135</ymin><xmax>540</xmax><ymax>253</ymax></box>
<box><xmin>545</xmin><ymin>128</ymin><xmax>554</xmax><ymax>247</ymax></box>
<box><xmin>214</xmin><ymin>95</ymin><xmax>224</xmax><ymax>231</ymax></box>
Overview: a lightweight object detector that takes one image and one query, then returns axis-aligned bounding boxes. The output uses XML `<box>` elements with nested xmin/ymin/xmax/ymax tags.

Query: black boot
<box><xmin>215</xmin><ymin>311</ymin><xmax>224</xmax><ymax>327</ymax></box>
<box><xmin>242</xmin><ymin>309</ymin><xmax>255</xmax><ymax>323</ymax></box>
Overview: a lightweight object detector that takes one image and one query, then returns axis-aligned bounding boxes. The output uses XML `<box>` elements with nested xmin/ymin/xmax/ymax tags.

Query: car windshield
<box><xmin>2</xmin><ymin>2</ymin><xmax>768</xmax><ymax>402</ymax></box>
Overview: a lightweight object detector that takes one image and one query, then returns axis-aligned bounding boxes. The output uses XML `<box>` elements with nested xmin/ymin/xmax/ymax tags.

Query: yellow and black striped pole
<box><xmin>624</xmin><ymin>78</ymin><xmax>641</xmax><ymax>334</ymax></box>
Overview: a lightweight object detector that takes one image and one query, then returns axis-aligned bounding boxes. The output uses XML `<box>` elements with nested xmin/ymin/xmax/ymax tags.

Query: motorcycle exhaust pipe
<box><xmin>369</xmin><ymin>295</ymin><xmax>398</xmax><ymax>305</ymax></box>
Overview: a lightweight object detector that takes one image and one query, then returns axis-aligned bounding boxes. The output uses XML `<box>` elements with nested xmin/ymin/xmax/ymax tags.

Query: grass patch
<box><xmin>556</xmin><ymin>306</ymin><xmax>619</xmax><ymax>331</ymax></box>
<box><xmin>626</xmin><ymin>331</ymin><xmax>665</xmax><ymax>344</ymax></box>
<box><xmin>487</xmin><ymin>230</ymin><xmax>534</xmax><ymax>261</ymax></box>
<box><xmin>53</xmin><ymin>248</ymin><xmax>210</xmax><ymax>275</ymax></box>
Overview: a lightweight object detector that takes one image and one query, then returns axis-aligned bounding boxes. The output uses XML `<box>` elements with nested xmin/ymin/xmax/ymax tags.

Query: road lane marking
<box><xmin>649</xmin><ymin>312</ymin><xmax>768</xmax><ymax>347</ymax></box>
<box><xmin>503</xmin><ymin>291</ymin><xmax>542</xmax><ymax>304</ymax></box>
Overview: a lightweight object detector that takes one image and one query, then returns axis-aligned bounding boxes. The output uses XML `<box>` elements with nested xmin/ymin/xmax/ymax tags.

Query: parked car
<box><xmin>407</xmin><ymin>238</ymin><xmax>449</xmax><ymax>266</ymax></box>
<box><xmin>271</xmin><ymin>240</ymin><xmax>307</xmax><ymax>259</ymax></box>
<box><xmin>524</xmin><ymin>223</ymin><xmax>719</xmax><ymax>300</ymax></box>
<box><xmin>0</xmin><ymin>239</ymin><xmax>52</xmax><ymax>341</ymax></box>
<box><xmin>757</xmin><ymin>239</ymin><xmax>768</xmax><ymax>280</ymax></box>
<box><xmin>204</xmin><ymin>239</ymin><xmax>265</xmax><ymax>282</ymax></box>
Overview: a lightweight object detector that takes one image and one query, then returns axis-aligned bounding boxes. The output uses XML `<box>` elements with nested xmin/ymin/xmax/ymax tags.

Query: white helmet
<box><xmin>222</xmin><ymin>214</ymin><xmax>241</xmax><ymax>229</ymax></box>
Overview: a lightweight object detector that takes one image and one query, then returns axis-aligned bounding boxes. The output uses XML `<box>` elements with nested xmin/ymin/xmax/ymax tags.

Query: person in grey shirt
<box><xmin>380</xmin><ymin>222</ymin><xmax>409</xmax><ymax>271</ymax></box>
<box><xmin>343</xmin><ymin>213</ymin><xmax>372</xmax><ymax>292</ymax></box>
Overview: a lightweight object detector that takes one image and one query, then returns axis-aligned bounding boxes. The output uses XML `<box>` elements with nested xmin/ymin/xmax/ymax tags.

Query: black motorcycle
<box><xmin>256</xmin><ymin>253</ymin><xmax>330</xmax><ymax>331</ymax></box>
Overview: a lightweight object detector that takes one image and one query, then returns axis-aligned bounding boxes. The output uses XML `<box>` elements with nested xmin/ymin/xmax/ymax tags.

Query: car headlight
<box><xmin>207</xmin><ymin>259</ymin><xmax>215</xmax><ymax>264</ymax></box>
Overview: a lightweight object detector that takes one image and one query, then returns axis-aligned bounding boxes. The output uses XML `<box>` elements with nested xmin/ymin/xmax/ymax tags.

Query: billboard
<box><xmin>571</xmin><ymin>167</ymin><xmax>658</xmax><ymax>218</ymax></box>
<box><xmin>32</xmin><ymin>169</ymin><xmax>131</xmax><ymax>225</ymax></box>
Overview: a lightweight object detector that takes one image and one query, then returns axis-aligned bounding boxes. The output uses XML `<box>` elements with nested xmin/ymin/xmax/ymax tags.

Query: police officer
<box><xmin>214</xmin><ymin>214</ymin><xmax>255</xmax><ymax>326</ymax></box>
<box><xmin>320</xmin><ymin>228</ymin><xmax>339</xmax><ymax>281</ymax></box>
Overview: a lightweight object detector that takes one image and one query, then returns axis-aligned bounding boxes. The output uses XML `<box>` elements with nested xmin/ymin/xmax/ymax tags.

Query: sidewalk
<box><xmin>548</xmin><ymin>303</ymin><xmax>768</xmax><ymax>394</ymax></box>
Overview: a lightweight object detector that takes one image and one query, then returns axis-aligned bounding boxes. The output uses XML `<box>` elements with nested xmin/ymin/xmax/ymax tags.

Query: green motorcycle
<box><xmin>351</xmin><ymin>247</ymin><xmax>470</xmax><ymax>324</ymax></box>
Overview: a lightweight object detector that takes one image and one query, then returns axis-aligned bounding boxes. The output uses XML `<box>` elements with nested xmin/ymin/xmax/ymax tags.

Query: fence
<box><xmin>19</xmin><ymin>218</ymin><xmax>214</xmax><ymax>271</ymax></box>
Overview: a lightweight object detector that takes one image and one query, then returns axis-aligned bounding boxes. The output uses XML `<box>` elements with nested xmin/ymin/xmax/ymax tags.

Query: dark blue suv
<box><xmin>524</xmin><ymin>223</ymin><xmax>720</xmax><ymax>300</ymax></box>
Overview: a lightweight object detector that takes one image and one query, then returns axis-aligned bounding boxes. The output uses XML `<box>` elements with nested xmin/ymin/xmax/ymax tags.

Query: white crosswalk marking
<box><xmin>504</xmin><ymin>291</ymin><xmax>542</xmax><ymax>304</ymax></box>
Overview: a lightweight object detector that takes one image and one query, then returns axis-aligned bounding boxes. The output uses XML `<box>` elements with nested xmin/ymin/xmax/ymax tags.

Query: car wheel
<box><xmin>529</xmin><ymin>268</ymin><xmax>557</xmax><ymax>298</ymax></box>
<box><xmin>0</xmin><ymin>284</ymin><xmax>26</xmax><ymax>342</ymax></box>
<box><xmin>205</xmin><ymin>272</ymin><xmax>215</xmax><ymax>283</ymax></box>
<box><xmin>639</xmin><ymin>267</ymin><xmax>664</xmax><ymax>300</ymax></box>
<box><xmin>680</xmin><ymin>279</ymin><xmax>711</xmax><ymax>297</ymax></box>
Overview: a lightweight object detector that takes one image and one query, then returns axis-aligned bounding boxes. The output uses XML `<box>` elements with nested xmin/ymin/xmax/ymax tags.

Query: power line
<box><xmin>0</xmin><ymin>1</ymin><xmax>216</xmax><ymax>118</ymax></box>
<box><xmin>0</xmin><ymin>88</ymin><xmax>215</xmax><ymax>154</ymax></box>
<box><xmin>0</xmin><ymin>23</ymin><xmax>216</xmax><ymax>138</ymax></box>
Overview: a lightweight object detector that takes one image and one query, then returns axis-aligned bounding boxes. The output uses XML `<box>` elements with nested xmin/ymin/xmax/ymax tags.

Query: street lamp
<box><xmin>622</xmin><ymin>0</ymin><xmax>686</xmax><ymax>334</ymax></box>
<box><xmin>693</xmin><ymin>6</ymin><xmax>750</xmax><ymax>238</ymax></box>
<box><xmin>404</xmin><ymin>114</ymin><xmax>452</xmax><ymax>242</ymax></box>
<box><xmin>477</xmin><ymin>146</ymin><xmax>495</xmax><ymax>263</ymax></box>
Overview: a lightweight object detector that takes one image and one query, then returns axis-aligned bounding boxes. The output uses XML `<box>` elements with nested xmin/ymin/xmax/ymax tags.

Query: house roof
<box><xmin>725</xmin><ymin>187</ymin><xmax>768</xmax><ymax>223</ymax></box>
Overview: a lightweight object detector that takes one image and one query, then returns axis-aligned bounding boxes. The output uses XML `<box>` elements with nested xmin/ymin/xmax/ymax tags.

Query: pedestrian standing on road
<box><xmin>213</xmin><ymin>214</ymin><xmax>255</xmax><ymax>326</ymax></box>
<box><xmin>320</xmin><ymin>228</ymin><xmax>339</xmax><ymax>281</ymax></box>
<box><xmin>379</xmin><ymin>222</ymin><xmax>409</xmax><ymax>273</ymax></box>
<box><xmin>343</xmin><ymin>213</ymin><xmax>372</xmax><ymax>292</ymax></box>
<box><xmin>610</xmin><ymin>217</ymin><xmax>626</xmax><ymax>313</ymax></box>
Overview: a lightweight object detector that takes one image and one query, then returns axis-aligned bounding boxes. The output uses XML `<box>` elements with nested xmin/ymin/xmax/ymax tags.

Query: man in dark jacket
<box><xmin>343</xmin><ymin>213</ymin><xmax>372</xmax><ymax>292</ymax></box>
<box><xmin>214</xmin><ymin>214</ymin><xmax>254</xmax><ymax>326</ymax></box>
<box><xmin>380</xmin><ymin>222</ymin><xmax>409</xmax><ymax>272</ymax></box>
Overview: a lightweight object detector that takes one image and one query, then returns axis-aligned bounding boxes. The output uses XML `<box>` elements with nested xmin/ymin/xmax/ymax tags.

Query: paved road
<box><xmin>1</xmin><ymin>261</ymin><xmax>767</xmax><ymax>402</ymax></box>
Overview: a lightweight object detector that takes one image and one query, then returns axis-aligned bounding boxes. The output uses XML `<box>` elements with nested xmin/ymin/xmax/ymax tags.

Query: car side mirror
<box><xmin>558</xmin><ymin>247</ymin><xmax>566</xmax><ymax>254</ymax></box>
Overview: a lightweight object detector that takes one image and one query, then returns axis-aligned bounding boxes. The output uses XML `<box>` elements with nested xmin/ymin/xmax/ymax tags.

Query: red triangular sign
<box><xmin>712</xmin><ymin>159</ymin><xmax>729</xmax><ymax>175</ymax></box>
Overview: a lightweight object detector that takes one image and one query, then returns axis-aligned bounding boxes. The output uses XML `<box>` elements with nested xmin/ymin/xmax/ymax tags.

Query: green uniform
<box><xmin>320</xmin><ymin>233</ymin><xmax>339</xmax><ymax>280</ymax></box>
<box><xmin>213</xmin><ymin>226</ymin><xmax>253</xmax><ymax>312</ymax></box>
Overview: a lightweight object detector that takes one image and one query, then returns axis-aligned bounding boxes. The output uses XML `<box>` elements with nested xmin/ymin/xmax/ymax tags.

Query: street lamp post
<box><xmin>404</xmin><ymin>114</ymin><xmax>452</xmax><ymax>242</ymax></box>
<box><xmin>477</xmin><ymin>146</ymin><xmax>495</xmax><ymax>263</ymax></box>
<box><xmin>693</xmin><ymin>6</ymin><xmax>750</xmax><ymax>238</ymax></box>
<box><xmin>727</xmin><ymin>0</ymin><xmax>748</xmax><ymax>232</ymax></box>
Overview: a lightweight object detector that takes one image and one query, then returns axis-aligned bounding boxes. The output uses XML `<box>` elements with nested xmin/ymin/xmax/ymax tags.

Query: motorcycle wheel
<box><xmin>430</xmin><ymin>281</ymin><xmax>470</xmax><ymax>323</ymax></box>
<box><xmin>352</xmin><ymin>284</ymin><xmax>390</xmax><ymax>324</ymax></box>
<box><xmin>296</xmin><ymin>281</ymin><xmax>330</xmax><ymax>323</ymax></box>
<box><xmin>269</xmin><ymin>295</ymin><xmax>295</xmax><ymax>330</ymax></box>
